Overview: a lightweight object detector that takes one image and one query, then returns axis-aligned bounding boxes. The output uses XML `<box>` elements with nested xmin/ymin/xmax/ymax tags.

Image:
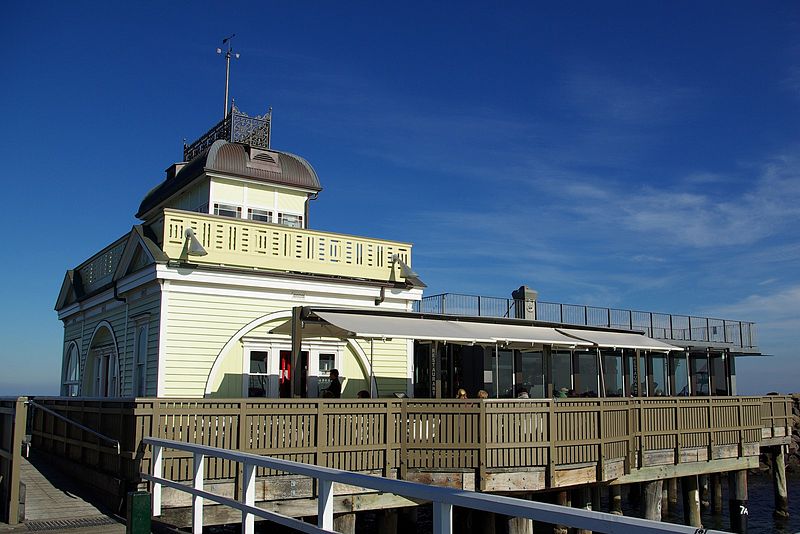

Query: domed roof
<box><xmin>136</xmin><ymin>140</ymin><xmax>322</xmax><ymax>219</ymax></box>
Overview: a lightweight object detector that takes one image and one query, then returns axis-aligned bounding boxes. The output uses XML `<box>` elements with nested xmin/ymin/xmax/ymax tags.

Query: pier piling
<box><xmin>771</xmin><ymin>445</ymin><xmax>789</xmax><ymax>519</ymax></box>
<box><xmin>661</xmin><ymin>483</ymin><xmax>669</xmax><ymax>518</ymax></box>
<box><xmin>712</xmin><ymin>473</ymin><xmax>723</xmax><ymax>514</ymax></box>
<box><xmin>378</xmin><ymin>508</ymin><xmax>399</xmax><ymax>534</ymax></box>
<box><xmin>681</xmin><ymin>475</ymin><xmax>702</xmax><ymax>527</ymax></box>
<box><xmin>700</xmin><ymin>475</ymin><xmax>710</xmax><ymax>510</ymax></box>
<box><xmin>642</xmin><ymin>480</ymin><xmax>663</xmax><ymax>521</ymax></box>
<box><xmin>553</xmin><ymin>491</ymin><xmax>569</xmax><ymax>534</ymax></box>
<box><xmin>610</xmin><ymin>486</ymin><xmax>623</xmax><ymax>515</ymax></box>
<box><xmin>668</xmin><ymin>478</ymin><xmax>678</xmax><ymax>508</ymax></box>
<box><xmin>334</xmin><ymin>512</ymin><xmax>356</xmax><ymax>534</ymax></box>
<box><xmin>728</xmin><ymin>470</ymin><xmax>748</xmax><ymax>534</ymax></box>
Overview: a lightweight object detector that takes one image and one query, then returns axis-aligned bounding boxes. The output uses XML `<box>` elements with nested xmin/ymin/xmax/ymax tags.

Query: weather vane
<box><xmin>217</xmin><ymin>34</ymin><xmax>240</xmax><ymax>119</ymax></box>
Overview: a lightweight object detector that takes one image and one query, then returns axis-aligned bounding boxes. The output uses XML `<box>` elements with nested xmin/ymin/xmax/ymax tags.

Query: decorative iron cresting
<box><xmin>183</xmin><ymin>105</ymin><xmax>272</xmax><ymax>161</ymax></box>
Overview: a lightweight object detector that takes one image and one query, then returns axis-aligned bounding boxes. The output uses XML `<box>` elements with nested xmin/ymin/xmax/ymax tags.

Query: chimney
<box><xmin>512</xmin><ymin>285</ymin><xmax>538</xmax><ymax>320</ymax></box>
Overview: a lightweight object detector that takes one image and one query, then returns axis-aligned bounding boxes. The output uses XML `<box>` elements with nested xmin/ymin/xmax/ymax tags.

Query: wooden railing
<box><xmin>159</xmin><ymin>208</ymin><xmax>413</xmax><ymax>283</ymax></box>
<box><xmin>0</xmin><ymin>397</ymin><xmax>27</xmax><ymax>525</ymax></box>
<box><xmin>29</xmin><ymin>396</ymin><xmax>792</xmax><ymax>497</ymax></box>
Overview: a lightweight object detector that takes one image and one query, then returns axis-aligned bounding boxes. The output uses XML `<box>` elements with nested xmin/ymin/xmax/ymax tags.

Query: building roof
<box><xmin>136</xmin><ymin>140</ymin><xmax>322</xmax><ymax>219</ymax></box>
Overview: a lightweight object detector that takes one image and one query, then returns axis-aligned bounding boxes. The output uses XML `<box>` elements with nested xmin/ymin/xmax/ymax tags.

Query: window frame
<box><xmin>213</xmin><ymin>203</ymin><xmax>243</xmax><ymax>218</ymax></box>
<box><xmin>133</xmin><ymin>316</ymin><xmax>150</xmax><ymax>397</ymax></box>
<box><xmin>62</xmin><ymin>342</ymin><xmax>81</xmax><ymax>396</ymax></box>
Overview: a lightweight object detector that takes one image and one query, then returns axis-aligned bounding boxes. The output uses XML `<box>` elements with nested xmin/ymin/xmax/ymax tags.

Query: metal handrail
<box><xmin>145</xmin><ymin>437</ymin><xmax>723</xmax><ymax>534</ymax></box>
<box><xmin>27</xmin><ymin>400</ymin><xmax>121</xmax><ymax>455</ymax></box>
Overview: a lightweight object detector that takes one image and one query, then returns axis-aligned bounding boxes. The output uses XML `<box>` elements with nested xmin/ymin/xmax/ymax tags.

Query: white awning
<box><xmin>271</xmin><ymin>311</ymin><xmax>593</xmax><ymax>347</ymax></box>
<box><xmin>557</xmin><ymin>328</ymin><xmax>683</xmax><ymax>352</ymax></box>
<box><xmin>452</xmin><ymin>322</ymin><xmax>593</xmax><ymax>348</ymax></box>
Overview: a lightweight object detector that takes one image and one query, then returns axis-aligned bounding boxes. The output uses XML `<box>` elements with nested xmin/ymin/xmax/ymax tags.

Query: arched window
<box><xmin>62</xmin><ymin>343</ymin><xmax>80</xmax><ymax>396</ymax></box>
<box><xmin>134</xmin><ymin>323</ymin><xmax>149</xmax><ymax>396</ymax></box>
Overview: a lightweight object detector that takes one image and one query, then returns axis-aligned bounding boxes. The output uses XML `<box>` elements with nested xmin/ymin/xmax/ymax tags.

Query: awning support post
<box><xmin>291</xmin><ymin>306</ymin><xmax>303</xmax><ymax>398</ymax></box>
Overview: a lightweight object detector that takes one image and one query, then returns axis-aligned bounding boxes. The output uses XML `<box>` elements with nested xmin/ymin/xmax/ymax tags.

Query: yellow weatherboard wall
<box><xmin>276</xmin><ymin>190</ymin><xmax>306</xmax><ymax>214</ymax></box>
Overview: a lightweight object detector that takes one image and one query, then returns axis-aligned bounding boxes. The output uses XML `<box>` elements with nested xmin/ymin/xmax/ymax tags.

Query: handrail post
<box><xmin>193</xmin><ymin>452</ymin><xmax>204</xmax><ymax>534</ymax></box>
<box><xmin>242</xmin><ymin>461</ymin><xmax>255</xmax><ymax>534</ymax></box>
<box><xmin>6</xmin><ymin>397</ymin><xmax>27</xmax><ymax>525</ymax></box>
<box><xmin>152</xmin><ymin>444</ymin><xmax>163</xmax><ymax>516</ymax></box>
<box><xmin>318</xmin><ymin>478</ymin><xmax>334</xmax><ymax>530</ymax></box>
<box><xmin>432</xmin><ymin>501</ymin><xmax>453</xmax><ymax>534</ymax></box>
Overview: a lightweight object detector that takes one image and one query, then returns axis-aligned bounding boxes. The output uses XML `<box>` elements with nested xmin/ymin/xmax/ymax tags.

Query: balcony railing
<box><xmin>183</xmin><ymin>106</ymin><xmax>272</xmax><ymax>161</ymax></box>
<box><xmin>416</xmin><ymin>293</ymin><xmax>758</xmax><ymax>350</ymax></box>
<box><xmin>159</xmin><ymin>208</ymin><xmax>413</xmax><ymax>283</ymax></box>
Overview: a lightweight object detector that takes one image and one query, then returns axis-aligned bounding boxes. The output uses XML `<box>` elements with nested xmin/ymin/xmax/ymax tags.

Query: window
<box><xmin>214</xmin><ymin>203</ymin><xmax>242</xmax><ymax>218</ymax></box>
<box><xmin>573</xmin><ymin>351</ymin><xmax>599</xmax><ymax>397</ymax></box>
<box><xmin>690</xmin><ymin>353</ymin><xmax>710</xmax><ymax>395</ymax></box>
<box><xmin>602</xmin><ymin>350</ymin><xmax>624</xmax><ymax>397</ymax></box>
<box><xmin>552</xmin><ymin>351</ymin><xmax>572</xmax><ymax>395</ymax></box>
<box><xmin>248</xmin><ymin>351</ymin><xmax>270</xmax><ymax>397</ymax></box>
<box><xmin>248</xmin><ymin>208</ymin><xmax>273</xmax><ymax>223</ymax></box>
<box><xmin>671</xmin><ymin>353</ymin><xmax>689</xmax><ymax>396</ymax></box>
<box><xmin>278</xmin><ymin>212</ymin><xmax>303</xmax><ymax>228</ymax></box>
<box><xmin>134</xmin><ymin>323</ymin><xmax>149</xmax><ymax>397</ymax></box>
<box><xmin>519</xmin><ymin>351</ymin><xmax>544</xmax><ymax>398</ymax></box>
<box><xmin>62</xmin><ymin>343</ymin><xmax>80</xmax><ymax>396</ymax></box>
<box><xmin>317</xmin><ymin>353</ymin><xmax>336</xmax><ymax>391</ymax></box>
<box><xmin>650</xmin><ymin>354</ymin><xmax>668</xmax><ymax>396</ymax></box>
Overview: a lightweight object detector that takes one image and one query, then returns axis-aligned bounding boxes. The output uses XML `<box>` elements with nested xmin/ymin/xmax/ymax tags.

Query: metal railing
<box><xmin>183</xmin><ymin>106</ymin><xmax>271</xmax><ymax>161</ymax></box>
<box><xmin>144</xmin><ymin>437</ymin><xmax>719</xmax><ymax>534</ymax></box>
<box><xmin>416</xmin><ymin>293</ymin><xmax>758</xmax><ymax>349</ymax></box>
<box><xmin>27</xmin><ymin>400</ymin><xmax>120</xmax><ymax>455</ymax></box>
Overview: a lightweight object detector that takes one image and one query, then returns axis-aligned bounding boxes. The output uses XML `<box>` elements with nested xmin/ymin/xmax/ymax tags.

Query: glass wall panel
<box><xmin>690</xmin><ymin>353</ymin><xmax>710</xmax><ymax>396</ymax></box>
<box><xmin>520</xmin><ymin>351</ymin><xmax>545</xmax><ymax>398</ymax></box>
<box><xmin>574</xmin><ymin>351</ymin><xmax>599</xmax><ymax>397</ymax></box>
<box><xmin>483</xmin><ymin>350</ymin><xmax>496</xmax><ymax>398</ymax></box>
<box><xmin>710</xmin><ymin>353</ymin><xmax>728</xmax><ymax>395</ymax></box>
<box><xmin>498</xmin><ymin>349</ymin><xmax>514</xmax><ymax>398</ymax></box>
<box><xmin>602</xmin><ymin>350</ymin><xmax>624</xmax><ymax>397</ymax></box>
<box><xmin>651</xmin><ymin>354</ymin><xmax>668</xmax><ymax>396</ymax></box>
<box><xmin>413</xmin><ymin>343</ymin><xmax>432</xmax><ymax>398</ymax></box>
<box><xmin>552</xmin><ymin>351</ymin><xmax>572</xmax><ymax>396</ymax></box>
<box><xmin>625</xmin><ymin>350</ymin><xmax>642</xmax><ymax>396</ymax></box>
<box><xmin>671</xmin><ymin>353</ymin><xmax>689</xmax><ymax>396</ymax></box>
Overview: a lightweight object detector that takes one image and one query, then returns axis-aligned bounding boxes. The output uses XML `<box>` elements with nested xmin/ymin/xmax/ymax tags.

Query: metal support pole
<box><xmin>291</xmin><ymin>306</ymin><xmax>303</xmax><ymax>398</ymax></box>
<box><xmin>318</xmin><ymin>479</ymin><xmax>334</xmax><ymax>530</ymax></box>
<box><xmin>242</xmin><ymin>462</ymin><xmax>255</xmax><ymax>534</ymax></box>
<box><xmin>152</xmin><ymin>444</ymin><xmax>163</xmax><ymax>516</ymax></box>
<box><xmin>433</xmin><ymin>502</ymin><xmax>453</xmax><ymax>534</ymax></box>
<box><xmin>192</xmin><ymin>453</ymin><xmax>204</xmax><ymax>534</ymax></box>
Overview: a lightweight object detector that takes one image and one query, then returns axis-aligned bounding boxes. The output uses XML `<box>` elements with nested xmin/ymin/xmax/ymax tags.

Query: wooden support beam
<box><xmin>573</xmin><ymin>487</ymin><xmax>592</xmax><ymax>534</ymax></box>
<box><xmin>377</xmin><ymin>508</ymin><xmax>399</xmax><ymax>534</ymax></box>
<box><xmin>553</xmin><ymin>491</ymin><xmax>569</xmax><ymax>534</ymax></box>
<box><xmin>611</xmin><ymin>455</ymin><xmax>757</xmax><ymax>485</ymax></box>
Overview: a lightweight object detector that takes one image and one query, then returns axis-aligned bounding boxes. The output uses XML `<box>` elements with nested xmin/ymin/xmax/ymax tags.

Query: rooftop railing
<box><xmin>415</xmin><ymin>293</ymin><xmax>758</xmax><ymax>350</ymax></box>
<box><xmin>183</xmin><ymin>106</ymin><xmax>272</xmax><ymax>161</ymax></box>
<box><xmin>160</xmin><ymin>208</ymin><xmax>413</xmax><ymax>283</ymax></box>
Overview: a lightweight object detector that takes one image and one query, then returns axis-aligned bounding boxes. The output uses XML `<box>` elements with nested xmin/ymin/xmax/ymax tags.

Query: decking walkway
<box><xmin>0</xmin><ymin>456</ymin><xmax>124</xmax><ymax>533</ymax></box>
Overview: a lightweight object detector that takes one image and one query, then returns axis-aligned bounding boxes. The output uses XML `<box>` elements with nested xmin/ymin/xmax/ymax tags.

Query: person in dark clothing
<box><xmin>325</xmin><ymin>368</ymin><xmax>341</xmax><ymax>398</ymax></box>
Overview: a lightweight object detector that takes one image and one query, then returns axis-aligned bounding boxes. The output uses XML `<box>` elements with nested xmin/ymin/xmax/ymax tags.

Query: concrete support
<box><xmin>771</xmin><ymin>446</ymin><xmax>789</xmax><ymax>519</ymax></box>
<box><xmin>700</xmin><ymin>474</ymin><xmax>711</xmax><ymax>510</ymax></box>
<box><xmin>661</xmin><ymin>483</ymin><xmax>669</xmax><ymax>519</ymax></box>
<box><xmin>712</xmin><ymin>473</ymin><xmax>723</xmax><ymax>515</ymax></box>
<box><xmin>642</xmin><ymin>480</ymin><xmax>663</xmax><ymax>521</ymax></box>
<box><xmin>728</xmin><ymin>470</ymin><xmax>748</xmax><ymax>534</ymax></box>
<box><xmin>378</xmin><ymin>509</ymin><xmax>399</xmax><ymax>534</ymax></box>
<box><xmin>553</xmin><ymin>491</ymin><xmax>569</xmax><ymax>534</ymax></box>
<box><xmin>610</xmin><ymin>485</ymin><xmax>623</xmax><ymax>516</ymax></box>
<box><xmin>333</xmin><ymin>512</ymin><xmax>356</xmax><ymax>534</ymax></box>
<box><xmin>681</xmin><ymin>475</ymin><xmax>702</xmax><ymax>528</ymax></box>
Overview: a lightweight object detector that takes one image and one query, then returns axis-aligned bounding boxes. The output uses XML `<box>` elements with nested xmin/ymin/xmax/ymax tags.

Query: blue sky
<box><xmin>1</xmin><ymin>2</ymin><xmax>798</xmax><ymax>395</ymax></box>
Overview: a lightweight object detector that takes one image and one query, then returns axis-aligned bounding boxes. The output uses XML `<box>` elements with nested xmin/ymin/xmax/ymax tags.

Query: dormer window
<box><xmin>248</xmin><ymin>208</ymin><xmax>273</xmax><ymax>223</ymax></box>
<box><xmin>214</xmin><ymin>203</ymin><xmax>242</xmax><ymax>218</ymax></box>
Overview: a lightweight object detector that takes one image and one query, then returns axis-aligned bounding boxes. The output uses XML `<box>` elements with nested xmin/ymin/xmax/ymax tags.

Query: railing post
<box><xmin>706</xmin><ymin>317</ymin><xmax>710</xmax><ymax>341</ymax></box>
<box><xmin>548</xmin><ymin>400</ymin><xmax>557</xmax><ymax>485</ymax></box>
<box><xmin>723</xmin><ymin>320</ymin><xmax>728</xmax><ymax>343</ymax></box>
<box><xmin>432</xmin><ymin>501</ymin><xmax>453</xmax><ymax>534</ymax></box>
<box><xmin>441</xmin><ymin>294</ymin><xmax>447</xmax><ymax>315</ymax></box>
<box><xmin>6</xmin><ymin>397</ymin><xmax>27</xmax><ymax>525</ymax></box>
<box><xmin>669</xmin><ymin>314</ymin><xmax>674</xmax><ymax>340</ymax></box>
<box><xmin>560</xmin><ymin>303</ymin><xmax>564</xmax><ymax>324</ymax></box>
<box><xmin>152</xmin><ymin>443</ymin><xmax>163</xmax><ymax>516</ymax></box>
<box><xmin>192</xmin><ymin>452</ymin><xmax>204</xmax><ymax>534</ymax></box>
<box><xmin>607</xmin><ymin>308</ymin><xmax>611</xmax><ymax>328</ymax></box>
<box><xmin>318</xmin><ymin>478</ymin><xmax>334</xmax><ymax>530</ymax></box>
<box><xmin>242</xmin><ymin>461</ymin><xmax>255</xmax><ymax>534</ymax></box>
<box><xmin>477</xmin><ymin>295</ymin><xmax>481</xmax><ymax>316</ymax></box>
<box><xmin>478</xmin><ymin>399</ymin><xmax>487</xmax><ymax>491</ymax></box>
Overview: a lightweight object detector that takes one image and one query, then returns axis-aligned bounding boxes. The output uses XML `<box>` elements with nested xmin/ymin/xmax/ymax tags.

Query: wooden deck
<box><xmin>18</xmin><ymin>394</ymin><xmax>793</xmax><ymax>528</ymax></box>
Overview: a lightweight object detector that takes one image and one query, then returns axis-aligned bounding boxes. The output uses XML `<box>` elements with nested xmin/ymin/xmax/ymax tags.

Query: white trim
<box><xmin>406</xmin><ymin>338</ymin><xmax>414</xmax><ymax>397</ymax></box>
<box><xmin>62</xmin><ymin>341</ymin><xmax>81</xmax><ymax>396</ymax></box>
<box><xmin>204</xmin><ymin>310</ymin><xmax>377</xmax><ymax>397</ymax></box>
<box><xmin>156</xmin><ymin>281</ymin><xmax>170</xmax><ymax>396</ymax></box>
<box><xmin>134</xmin><ymin>315</ymin><xmax>151</xmax><ymax>397</ymax></box>
<box><xmin>56</xmin><ymin>266</ymin><xmax>158</xmax><ymax>320</ymax></box>
<box><xmin>86</xmin><ymin>320</ymin><xmax>121</xmax><ymax>397</ymax></box>
<box><xmin>207</xmin><ymin>171</ymin><xmax>318</xmax><ymax>196</ymax></box>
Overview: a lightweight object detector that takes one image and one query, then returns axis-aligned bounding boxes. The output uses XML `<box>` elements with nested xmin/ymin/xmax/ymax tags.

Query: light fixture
<box><xmin>185</xmin><ymin>228</ymin><xmax>208</xmax><ymax>257</ymax></box>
